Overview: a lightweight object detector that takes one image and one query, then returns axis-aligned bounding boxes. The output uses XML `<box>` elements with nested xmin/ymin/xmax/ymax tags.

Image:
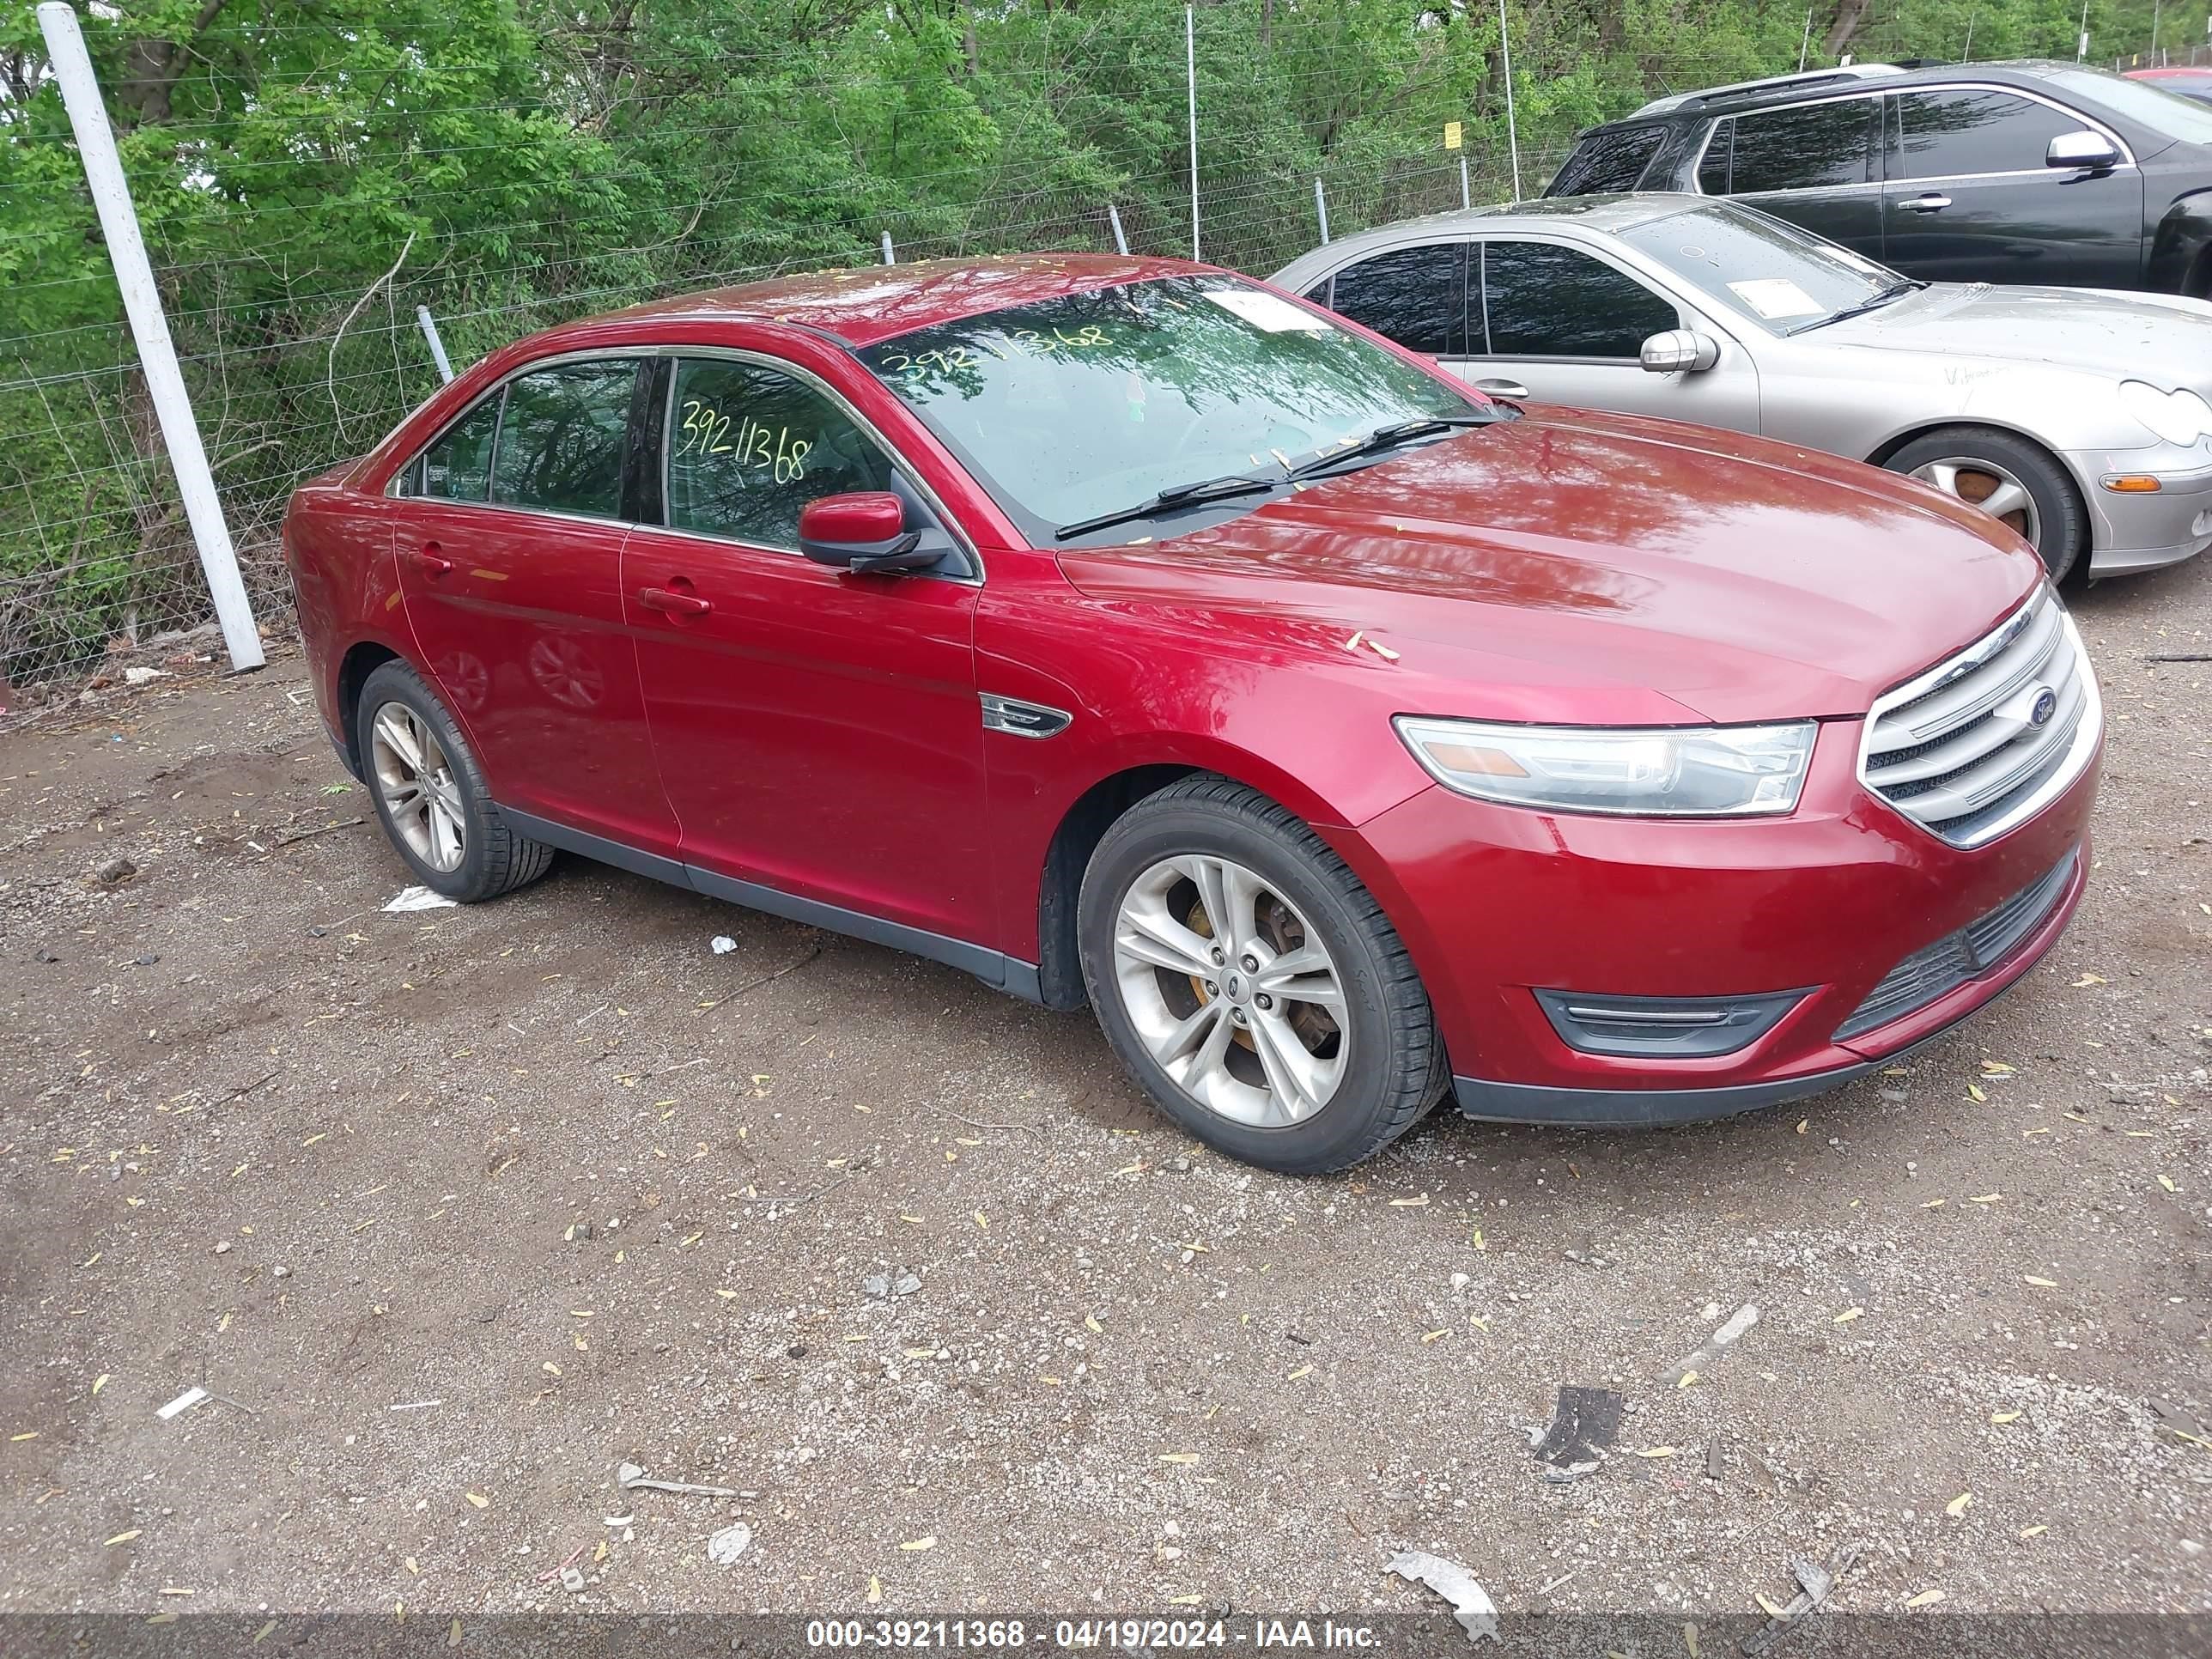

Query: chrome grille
<box><xmin>1859</xmin><ymin>588</ymin><xmax>2100</xmax><ymax>848</ymax></box>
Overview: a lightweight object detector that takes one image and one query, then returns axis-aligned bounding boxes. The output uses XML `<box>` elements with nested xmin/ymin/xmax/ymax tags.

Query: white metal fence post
<box><xmin>1497</xmin><ymin>0</ymin><xmax>1522</xmax><ymax>202</ymax></box>
<box><xmin>416</xmin><ymin>306</ymin><xmax>454</xmax><ymax>384</ymax></box>
<box><xmin>1459</xmin><ymin>155</ymin><xmax>1472</xmax><ymax>210</ymax></box>
<box><xmin>1186</xmin><ymin>5</ymin><xmax>1201</xmax><ymax>262</ymax></box>
<box><xmin>1108</xmin><ymin>204</ymin><xmax>1129</xmax><ymax>255</ymax></box>
<box><xmin>881</xmin><ymin>231</ymin><xmax>896</xmax><ymax>264</ymax></box>
<box><xmin>36</xmin><ymin>0</ymin><xmax>264</xmax><ymax>672</ymax></box>
<box><xmin>1314</xmin><ymin>178</ymin><xmax>1330</xmax><ymax>243</ymax></box>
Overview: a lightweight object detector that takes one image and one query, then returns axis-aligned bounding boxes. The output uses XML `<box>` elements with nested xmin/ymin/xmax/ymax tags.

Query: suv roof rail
<box><xmin>1631</xmin><ymin>63</ymin><xmax>1903</xmax><ymax>118</ymax></box>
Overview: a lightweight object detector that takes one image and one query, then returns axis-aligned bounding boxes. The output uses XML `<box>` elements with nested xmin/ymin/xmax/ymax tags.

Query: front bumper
<box><xmin>1326</xmin><ymin>715</ymin><xmax>2101</xmax><ymax>1127</ymax></box>
<box><xmin>2075</xmin><ymin>452</ymin><xmax>2212</xmax><ymax>578</ymax></box>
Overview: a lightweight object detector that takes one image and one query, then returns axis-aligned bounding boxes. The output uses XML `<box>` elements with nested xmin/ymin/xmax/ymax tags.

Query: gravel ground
<box><xmin>1</xmin><ymin>559</ymin><xmax>2207</xmax><ymax>1630</ymax></box>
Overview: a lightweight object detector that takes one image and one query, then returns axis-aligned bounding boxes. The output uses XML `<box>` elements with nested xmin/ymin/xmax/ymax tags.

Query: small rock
<box><xmin>134</xmin><ymin>954</ymin><xmax>158</xmax><ymax>967</ymax></box>
<box><xmin>214</xmin><ymin>1240</ymin><xmax>232</xmax><ymax>1255</ymax></box>
<box><xmin>94</xmin><ymin>855</ymin><xmax>137</xmax><ymax>884</ymax></box>
<box><xmin>560</xmin><ymin>1566</ymin><xmax>586</xmax><ymax>1593</ymax></box>
<box><xmin>862</xmin><ymin>1273</ymin><xmax>891</xmax><ymax>1299</ymax></box>
<box><xmin>34</xmin><ymin>948</ymin><xmax>59</xmax><ymax>964</ymax></box>
<box><xmin>787</xmin><ymin>1343</ymin><xmax>806</xmax><ymax>1358</ymax></box>
<box><xmin>307</xmin><ymin>926</ymin><xmax>328</xmax><ymax>939</ymax></box>
<box><xmin>124</xmin><ymin>665</ymin><xmax>169</xmax><ymax>686</ymax></box>
<box><xmin>894</xmin><ymin>1272</ymin><xmax>921</xmax><ymax>1297</ymax></box>
<box><xmin>710</xmin><ymin>935</ymin><xmax>738</xmax><ymax>955</ymax></box>
<box><xmin>707</xmin><ymin>1522</ymin><xmax>752</xmax><ymax>1565</ymax></box>
<box><xmin>2184</xmin><ymin>1540</ymin><xmax>2204</xmax><ymax>1558</ymax></box>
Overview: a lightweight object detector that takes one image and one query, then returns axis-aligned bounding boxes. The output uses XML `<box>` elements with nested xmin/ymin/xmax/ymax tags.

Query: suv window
<box><xmin>489</xmin><ymin>361</ymin><xmax>637</xmax><ymax>519</ymax></box>
<box><xmin>1328</xmin><ymin>243</ymin><xmax>1468</xmax><ymax>356</ymax></box>
<box><xmin>1549</xmin><ymin>125</ymin><xmax>1666</xmax><ymax>195</ymax></box>
<box><xmin>410</xmin><ymin>398</ymin><xmax>501</xmax><ymax>501</ymax></box>
<box><xmin>665</xmin><ymin>358</ymin><xmax>897</xmax><ymax>548</ymax></box>
<box><xmin>1889</xmin><ymin>88</ymin><xmax>2085</xmax><ymax>179</ymax></box>
<box><xmin>1478</xmin><ymin>241</ymin><xmax>1677</xmax><ymax>357</ymax></box>
<box><xmin>1705</xmin><ymin>96</ymin><xmax>1877</xmax><ymax>194</ymax></box>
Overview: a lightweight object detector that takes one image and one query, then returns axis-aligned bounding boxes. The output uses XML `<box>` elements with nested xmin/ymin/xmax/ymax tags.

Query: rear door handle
<box><xmin>637</xmin><ymin>584</ymin><xmax>713</xmax><ymax>617</ymax></box>
<box><xmin>407</xmin><ymin>543</ymin><xmax>453</xmax><ymax>576</ymax></box>
<box><xmin>1897</xmin><ymin>193</ymin><xmax>1952</xmax><ymax>212</ymax></box>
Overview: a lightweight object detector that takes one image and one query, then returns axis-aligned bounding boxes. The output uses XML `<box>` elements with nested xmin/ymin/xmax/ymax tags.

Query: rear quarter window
<box><xmin>1547</xmin><ymin>125</ymin><xmax>1667</xmax><ymax>196</ymax></box>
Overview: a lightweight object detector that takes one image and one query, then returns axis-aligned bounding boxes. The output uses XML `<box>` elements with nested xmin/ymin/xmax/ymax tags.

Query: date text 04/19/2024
<box><xmin>803</xmin><ymin>1620</ymin><xmax>1380</xmax><ymax>1650</ymax></box>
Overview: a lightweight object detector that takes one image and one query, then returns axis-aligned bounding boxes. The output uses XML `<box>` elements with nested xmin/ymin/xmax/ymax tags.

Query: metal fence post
<box><xmin>1314</xmin><ymin>178</ymin><xmax>1330</xmax><ymax>244</ymax></box>
<box><xmin>1186</xmin><ymin>5</ymin><xmax>1201</xmax><ymax>262</ymax></box>
<box><xmin>1459</xmin><ymin>155</ymin><xmax>1472</xmax><ymax>210</ymax></box>
<box><xmin>416</xmin><ymin>306</ymin><xmax>454</xmax><ymax>384</ymax></box>
<box><xmin>1108</xmin><ymin>204</ymin><xmax>1129</xmax><ymax>255</ymax></box>
<box><xmin>36</xmin><ymin>0</ymin><xmax>264</xmax><ymax>673</ymax></box>
<box><xmin>1497</xmin><ymin>0</ymin><xmax>1523</xmax><ymax>202</ymax></box>
<box><xmin>881</xmin><ymin>231</ymin><xmax>896</xmax><ymax>265</ymax></box>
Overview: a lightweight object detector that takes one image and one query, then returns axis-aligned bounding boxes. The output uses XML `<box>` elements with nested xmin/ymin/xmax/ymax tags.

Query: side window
<box><xmin>1479</xmin><ymin>241</ymin><xmax>1678</xmax><ymax>359</ymax></box>
<box><xmin>1697</xmin><ymin>118</ymin><xmax>1735</xmax><ymax>193</ymax></box>
<box><xmin>413</xmin><ymin>397</ymin><xmax>501</xmax><ymax>502</ymax></box>
<box><xmin>1548</xmin><ymin>125</ymin><xmax>1666</xmax><ymax>195</ymax></box>
<box><xmin>1327</xmin><ymin>243</ymin><xmax>1467</xmax><ymax>356</ymax></box>
<box><xmin>489</xmin><ymin>361</ymin><xmax>637</xmax><ymax>520</ymax></box>
<box><xmin>1890</xmin><ymin>89</ymin><xmax>2084</xmax><ymax>179</ymax></box>
<box><xmin>1725</xmin><ymin>97</ymin><xmax>1877</xmax><ymax>193</ymax></box>
<box><xmin>665</xmin><ymin>358</ymin><xmax>896</xmax><ymax>549</ymax></box>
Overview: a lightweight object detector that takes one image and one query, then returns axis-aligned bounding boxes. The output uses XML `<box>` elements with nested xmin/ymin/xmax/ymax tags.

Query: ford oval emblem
<box><xmin>2029</xmin><ymin>685</ymin><xmax>2057</xmax><ymax>727</ymax></box>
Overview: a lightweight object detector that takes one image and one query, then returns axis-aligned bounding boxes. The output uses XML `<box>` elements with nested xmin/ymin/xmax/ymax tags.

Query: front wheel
<box><xmin>1077</xmin><ymin>775</ymin><xmax>1449</xmax><ymax>1173</ymax></box>
<box><xmin>1883</xmin><ymin>427</ymin><xmax>2087</xmax><ymax>583</ymax></box>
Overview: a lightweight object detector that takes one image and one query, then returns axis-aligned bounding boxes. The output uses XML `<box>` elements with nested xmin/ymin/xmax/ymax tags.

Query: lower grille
<box><xmin>1859</xmin><ymin>588</ymin><xmax>2100</xmax><ymax>848</ymax></box>
<box><xmin>1832</xmin><ymin>850</ymin><xmax>2078</xmax><ymax>1042</ymax></box>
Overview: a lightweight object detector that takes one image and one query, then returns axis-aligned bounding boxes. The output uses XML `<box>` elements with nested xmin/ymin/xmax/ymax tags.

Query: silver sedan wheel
<box><xmin>1909</xmin><ymin>456</ymin><xmax>2041</xmax><ymax>547</ymax></box>
<box><xmin>1110</xmin><ymin>854</ymin><xmax>1349</xmax><ymax>1127</ymax></box>
<box><xmin>368</xmin><ymin>701</ymin><xmax>467</xmax><ymax>873</ymax></box>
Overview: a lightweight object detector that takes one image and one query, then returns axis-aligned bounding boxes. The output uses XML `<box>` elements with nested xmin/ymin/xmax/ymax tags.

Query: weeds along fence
<box><xmin>0</xmin><ymin>129</ymin><xmax>1556</xmax><ymax>710</ymax></box>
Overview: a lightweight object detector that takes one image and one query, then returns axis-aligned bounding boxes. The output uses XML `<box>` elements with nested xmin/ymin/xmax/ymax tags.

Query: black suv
<box><xmin>1547</xmin><ymin>60</ymin><xmax>2212</xmax><ymax>293</ymax></box>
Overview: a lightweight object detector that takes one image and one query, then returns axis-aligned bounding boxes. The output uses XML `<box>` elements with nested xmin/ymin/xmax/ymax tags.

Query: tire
<box><xmin>1882</xmin><ymin>426</ymin><xmax>2087</xmax><ymax>583</ymax></box>
<box><xmin>1077</xmin><ymin>775</ymin><xmax>1449</xmax><ymax>1174</ymax></box>
<box><xmin>356</xmin><ymin>659</ymin><xmax>554</xmax><ymax>902</ymax></box>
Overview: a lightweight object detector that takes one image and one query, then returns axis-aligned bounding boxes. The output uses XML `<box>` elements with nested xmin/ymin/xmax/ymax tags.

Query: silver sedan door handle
<box><xmin>1897</xmin><ymin>193</ymin><xmax>1952</xmax><ymax>212</ymax></box>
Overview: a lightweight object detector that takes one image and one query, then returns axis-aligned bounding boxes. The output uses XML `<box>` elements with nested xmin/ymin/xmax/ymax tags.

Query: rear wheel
<box><xmin>1078</xmin><ymin>775</ymin><xmax>1449</xmax><ymax>1173</ymax></box>
<box><xmin>356</xmin><ymin>659</ymin><xmax>554</xmax><ymax>902</ymax></box>
<box><xmin>1883</xmin><ymin>427</ymin><xmax>2086</xmax><ymax>582</ymax></box>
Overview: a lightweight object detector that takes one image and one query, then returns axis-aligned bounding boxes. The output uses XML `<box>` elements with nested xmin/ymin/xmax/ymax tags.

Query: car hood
<box><xmin>1055</xmin><ymin>408</ymin><xmax>2042</xmax><ymax>726</ymax></box>
<box><xmin>1826</xmin><ymin>281</ymin><xmax>2212</xmax><ymax>385</ymax></box>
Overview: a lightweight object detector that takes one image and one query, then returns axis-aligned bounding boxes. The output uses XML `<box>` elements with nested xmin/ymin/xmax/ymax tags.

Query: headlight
<box><xmin>1393</xmin><ymin>716</ymin><xmax>1816</xmax><ymax>817</ymax></box>
<box><xmin>2118</xmin><ymin>380</ymin><xmax>2212</xmax><ymax>447</ymax></box>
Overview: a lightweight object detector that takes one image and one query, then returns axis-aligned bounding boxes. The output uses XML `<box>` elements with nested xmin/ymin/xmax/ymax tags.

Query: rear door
<box><xmin>391</xmin><ymin>356</ymin><xmax>680</xmax><ymax>857</ymax></box>
<box><xmin>1879</xmin><ymin>85</ymin><xmax>2142</xmax><ymax>287</ymax></box>
<box><xmin>1698</xmin><ymin>94</ymin><xmax>1886</xmax><ymax>260</ymax></box>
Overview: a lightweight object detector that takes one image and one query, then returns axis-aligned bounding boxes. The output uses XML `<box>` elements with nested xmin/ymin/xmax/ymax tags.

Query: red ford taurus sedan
<box><xmin>284</xmin><ymin>253</ymin><xmax>2102</xmax><ymax>1171</ymax></box>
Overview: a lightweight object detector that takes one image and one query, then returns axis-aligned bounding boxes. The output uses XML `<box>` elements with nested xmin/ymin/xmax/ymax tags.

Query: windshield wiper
<box><xmin>1784</xmin><ymin>278</ymin><xmax>1928</xmax><ymax>335</ymax></box>
<box><xmin>1283</xmin><ymin>413</ymin><xmax>1504</xmax><ymax>482</ymax></box>
<box><xmin>1055</xmin><ymin>472</ymin><xmax>1281</xmax><ymax>541</ymax></box>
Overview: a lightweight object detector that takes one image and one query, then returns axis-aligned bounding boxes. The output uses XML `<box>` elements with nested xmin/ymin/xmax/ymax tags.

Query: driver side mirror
<box><xmin>1640</xmin><ymin>330</ymin><xmax>1720</xmax><ymax>374</ymax></box>
<box><xmin>2045</xmin><ymin>130</ymin><xmax>2120</xmax><ymax>171</ymax></box>
<box><xmin>797</xmin><ymin>491</ymin><xmax>939</xmax><ymax>574</ymax></box>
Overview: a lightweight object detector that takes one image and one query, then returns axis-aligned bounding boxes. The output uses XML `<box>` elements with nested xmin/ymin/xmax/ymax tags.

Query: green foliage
<box><xmin>0</xmin><ymin>0</ymin><xmax>2191</xmax><ymax>682</ymax></box>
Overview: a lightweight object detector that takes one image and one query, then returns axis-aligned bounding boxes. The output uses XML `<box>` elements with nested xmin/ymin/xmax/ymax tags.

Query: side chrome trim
<box><xmin>979</xmin><ymin>694</ymin><xmax>1073</xmax><ymax>738</ymax></box>
<box><xmin>498</xmin><ymin>806</ymin><xmax>1045</xmax><ymax>1003</ymax></box>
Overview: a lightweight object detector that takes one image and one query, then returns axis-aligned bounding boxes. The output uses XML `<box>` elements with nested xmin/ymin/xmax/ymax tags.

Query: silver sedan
<box><xmin>1271</xmin><ymin>194</ymin><xmax>2212</xmax><ymax>580</ymax></box>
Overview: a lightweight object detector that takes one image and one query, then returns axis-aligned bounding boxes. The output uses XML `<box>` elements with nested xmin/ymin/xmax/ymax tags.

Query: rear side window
<box><xmin>1548</xmin><ymin>125</ymin><xmax>1666</xmax><ymax>195</ymax></box>
<box><xmin>1478</xmin><ymin>241</ymin><xmax>1678</xmax><ymax>358</ymax></box>
<box><xmin>410</xmin><ymin>398</ymin><xmax>501</xmax><ymax>501</ymax></box>
<box><xmin>1328</xmin><ymin>243</ymin><xmax>1468</xmax><ymax>356</ymax></box>
<box><xmin>1717</xmin><ymin>97</ymin><xmax>1877</xmax><ymax>193</ymax></box>
<box><xmin>1889</xmin><ymin>88</ymin><xmax>2084</xmax><ymax>179</ymax></box>
<box><xmin>665</xmin><ymin>358</ymin><xmax>897</xmax><ymax>549</ymax></box>
<box><xmin>1697</xmin><ymin>119</ymin><xmax>1735</xmax><ymax>193</ymax></box>
<box><xmin>489</xmin><ymin>361</ymin><xmax>638</xmax><ymax>520</ymax></box>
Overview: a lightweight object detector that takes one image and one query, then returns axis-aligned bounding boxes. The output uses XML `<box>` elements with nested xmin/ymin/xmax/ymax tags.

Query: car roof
<box><xmin>571</xmin><ymin>252</ymin><xmax>1206</xmax><ymax>349</ymax></box>
<box><xmin>1283</xmin><ymin>192</ymin><xmax>1700</xmax><ymax>255</ymax></box>
<box><xmin>1596</xmin><ymin>58</ymin><xmax>2108</xmax><ymax>134</ymax></box>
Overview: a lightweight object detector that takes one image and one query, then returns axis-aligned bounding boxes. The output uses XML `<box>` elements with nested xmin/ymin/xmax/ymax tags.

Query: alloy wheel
<box><xmin>1909</xmin><ymin>456</ymin><xmax>2041</xmax><ymax>547</ymax></box>
<box><xmin>369</xmin><ymin>701</ymin><xmax>467</xmax><ymax>873</ymax></box>
<box><xmin>1111</xmin><ymin>854</ymin><xmax>1348</xmax><ymax>1127</ymax></box>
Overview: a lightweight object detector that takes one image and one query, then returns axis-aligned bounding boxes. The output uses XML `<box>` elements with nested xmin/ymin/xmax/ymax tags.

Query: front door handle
<box><xmin>1897</xmin><ymin>193</ymin><xmax>1952</xmax><ymax>212</ymax></box>
<box><xmin>407</xmin><ymin>543</ymin><xmax>453</xmax><ymax>576</ymax></box>
<box><xmin>638</xmin><ymin>584</ymin><xmax>713</xmax><ymax>618</ymax></box>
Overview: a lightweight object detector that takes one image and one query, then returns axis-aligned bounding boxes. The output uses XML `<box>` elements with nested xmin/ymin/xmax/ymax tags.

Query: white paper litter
<box><xmin>1202</xmin><ymin>288</ymin><xmax>1330</xmax><ymax>332</ymax></box>
<box><xmin>707</xmin><ymin>1522</ymin><xmax>753</xmax><ymax>1565</ymax></box>
<box><xmin>155</xmin><ymin>1386</ymin><xmax>210</xmax><ymax>1421</ymax></box>
<box><xmin>384</xmin><ymin>885</ymin><xmax>459</xmax><ymax>913</ymax></box>
<box><xmin>710</xmin><ymin>935</ymin><xmax>738</xmax><ymax>955</ymax></box>
<box><xmin>1727</xmin><ymin>277</ymin><xmax>1825</xmax><ymax>320</ymax></box>
<box><xmin>1388</xmin><ymin>1550</ymin><xmax>1499</xmax><ymax>1645</ymax></box>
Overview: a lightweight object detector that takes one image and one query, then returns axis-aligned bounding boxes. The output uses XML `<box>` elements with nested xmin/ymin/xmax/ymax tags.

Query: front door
<box><xmin>626</xmin><ymin>354</ymin><xmax>994</xmax><ymax>949</ymax></box>
<box><xmin>391</xmin><ymin>356</ymin><xmax>680</xmax><ymax>857</ymax></box>
<box><xmin>1458</xmin><ymin>238</ymin><xmax>1762</xmax><ymax>434</ymax></box>
<box><xmin>1879</xmin><ymin>87</ymin><xmax>2143</xmax><ymax>288</ymax></box>
<box><xmin>1701</xmin><ymin>93</ymin><xmax>1887</xmax><ymax>261</ymax></box>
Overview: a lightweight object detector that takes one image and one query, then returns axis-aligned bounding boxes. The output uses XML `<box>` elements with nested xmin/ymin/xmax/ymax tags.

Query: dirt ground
<box><xmin>1</xmin><ymin>556</ymin><xmax>2208</xmax><ymax>1632</ymax></box>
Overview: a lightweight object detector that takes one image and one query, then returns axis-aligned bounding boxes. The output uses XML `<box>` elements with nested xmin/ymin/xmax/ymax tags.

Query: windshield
<box><xmin>2043</xmin><ymin>66</ymin><xmax>2212</xmax><ymax>145</ymax></box>
<box><xmin>1619</xmin><ymin>203</ymin><xmax>1906</xmax><ymax>332</ymax></box>
<box><xmin>858</xmin><ymin>275</ymin><xmax>1480</xmax><ymax>544</ymax></box>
